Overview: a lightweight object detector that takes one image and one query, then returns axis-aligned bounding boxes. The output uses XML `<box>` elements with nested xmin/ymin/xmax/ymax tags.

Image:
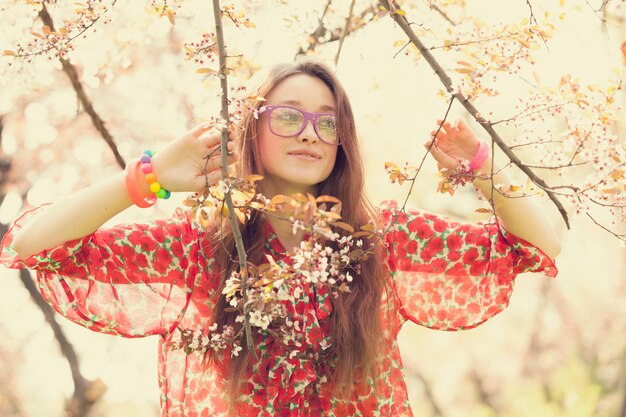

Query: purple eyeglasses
<box><xmin>258</xmin><ymin>105</ymin><xmax>339</xmax><ymax>146</ymax></box>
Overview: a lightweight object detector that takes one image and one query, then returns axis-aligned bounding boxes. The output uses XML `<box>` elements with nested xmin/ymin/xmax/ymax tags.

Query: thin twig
<box><xmin>211</xmin><ymin>0</ymin><xmax>255</xmax><ymax>356</ymax></box>
<box><xmin>424</xmin><ymin>0</ymin><xmax>457</xmax><ymax>25</ymax></box>
<box><xmin>379</xmin><ymin>0</ymin><xmax>570</xmax><ymax>229</ymax></box>
<box><xmin>585</xmin><ymin>212</ymin><xmax>626</xmax><ymax>241</ymax></box>
<box><xmin>525</xmin><ymin>0</ymin><xmax>538</xmax><ymax>25</ymax></box>
<box><xmin>334</xmin><ymin>0</ymin><xmax>356</xmax><ymax>66</ymax></box>
<box><xmin>296</xmin><ymin>3</ymin><xmax>379</xmax><ymax>56</ymax></box>
<box><xmin>39</xmin><ymin>3</ymin><xmax>126</xmax><ymax>169</ymax></box>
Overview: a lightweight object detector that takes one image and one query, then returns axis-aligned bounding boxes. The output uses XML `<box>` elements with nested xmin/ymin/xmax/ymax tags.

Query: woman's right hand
<box><xmin>149</xmin><ymin>123</ymin><xmax>239</xmax><ymax>194</ymax></box>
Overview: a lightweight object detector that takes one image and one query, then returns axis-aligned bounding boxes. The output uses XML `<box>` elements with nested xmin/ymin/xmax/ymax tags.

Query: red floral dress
<box><xmin>0</xmin><ymin>200</ymin><xmax>557</xmax><ymax>417</ymax></box>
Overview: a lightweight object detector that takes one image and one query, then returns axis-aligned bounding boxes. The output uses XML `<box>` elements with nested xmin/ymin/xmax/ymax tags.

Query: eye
<box><xmin>319</xmin><ymin>116</ymin><xmax>336</xmax><ymax>130</ymax></box>
<box><xmin>277</xmin><ymin>110</ymin><xmax>301</xmax><ymax>122</ymax></box>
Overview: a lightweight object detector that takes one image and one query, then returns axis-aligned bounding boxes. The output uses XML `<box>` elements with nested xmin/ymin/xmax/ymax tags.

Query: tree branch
<box><xmin>296</xmin><ymin>3</ymin><xmax>380</xmax><ymax>56</ymax></box>
<box><xmin>424</xmin><ymin>0</ymin><xmax>457</xmax><ymax>25</ymax></box>
<box><xmin>334</xmin><ymin>0</ymin><xmax>357</xmax><ymax>66</ymax></box>
<box><xmin>378</xmin><ymin>0</ymin><xmax>570</xmax><ymax>229</ymax></box>
<box><xmin>211</xmin><ymin>0</ymin><xmax>255</xmax><ymax>355</ymax></box>
<box><xmin>39</xmin><ymin>3</ymin><xmax>126</xmax><ymax>169</ymax></box>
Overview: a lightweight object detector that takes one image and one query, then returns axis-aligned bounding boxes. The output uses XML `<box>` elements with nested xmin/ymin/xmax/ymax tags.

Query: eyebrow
<box><xmin>277</xmin><ymin>100</ymin><xmax>336</xmax><ymax>112</ymax></box>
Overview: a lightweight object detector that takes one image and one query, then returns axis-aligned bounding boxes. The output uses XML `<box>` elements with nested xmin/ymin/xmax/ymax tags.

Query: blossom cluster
<box><xmin>175</xmin><ymin>191</ymin><xmax>376</xmax><ymax>355</ymax></box>
<box><xmin>170</xmin><ymin>323</ymin><xmax>243</xmax><ymax>357</ymax></box>
<box><xmin>5</xmin><ymin>0</ymin><xmax>113</xmax><ymax>62</ymax></box>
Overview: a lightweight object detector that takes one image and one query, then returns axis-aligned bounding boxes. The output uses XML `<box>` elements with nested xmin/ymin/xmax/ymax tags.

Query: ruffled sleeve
<box><xmin>0</xmin><ymin>204</ymin><xmax>203</xmax><ymax>338</ymax></box>
<box><xmin>378</xmin><ymin>200</ymin><xmax>558</xmax><ymax>332</ymax></box>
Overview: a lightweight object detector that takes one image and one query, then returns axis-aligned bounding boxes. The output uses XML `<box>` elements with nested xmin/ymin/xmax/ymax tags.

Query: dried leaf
<box><xmin>316</xmin><ymin>195</ymin><xmax>341</xmax><ymax>204</ymax></box>
<box><xmin>609</xmin><ymin>169</ymin><xmax>624</xmax><ymax>181</ymax></box>
<box><xmin>42</xmin><ymin>25</ymin><xmax>51</xmax><ymax>35</ymax></box>
<box><xmin>351</xmin><ymin>231</ymin><xmax>372</xmax><ymax>238</ymax></box>
<box><xmin>235</xmin><ymin>208</ymin><xmax>246</xmax><ymax>224</ymax></box>
<box><xmin>334</xmin><ymin>222</ymin><xmax>355</xmax><ymax>233</ymax></box>
<box><xmin>268</xmin><ymin>194</ymin><xmax>289</xmax><ymax>206</ymax></box>
<box><xmin>196</xmin><ymin>67</ymin><xmax>216</xmax><ymax>74</ymax></box>
<box><xmin>244</xmin><ymin>174</ymin><xmax>264</xmax><ymax>182</ymax></box>
<box><xmin>292</xmin><ymin>193</ymin><xmax>308</xmax><ymax>203</ymax></box>
<box><xmin>384</xmin><ymin>161</ymin><xmax>398</xmax><ymax>171</ymax></box>
<box><xmin>475</xmin><ymin>208</ymin><xmax>494</xmax><ymax>214</ymax></box>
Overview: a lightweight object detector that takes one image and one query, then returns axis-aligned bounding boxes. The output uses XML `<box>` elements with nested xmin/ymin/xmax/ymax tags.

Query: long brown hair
<box><xmin>204</xmin><ymin>58</ymin><xmax>389</xmax><ymax>408</ymax></box>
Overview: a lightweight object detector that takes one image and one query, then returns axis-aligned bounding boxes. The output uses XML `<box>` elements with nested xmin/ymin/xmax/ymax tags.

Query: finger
<box><xmin>457</xmin><ymin>119</ymin><xmax>470</xmax><ymax>131</ymax></box>
<box><xmin>193</xmin><ymin>169</ymin><xmax>223</xmax><ymax>192</ymax></box>
<box><xmin>426</xmin><ymin>142</ymin><xmax>460</xmax><ymax>168</ymax></box>
<box><xmin>191</xmin><ymin>122</ymin><xmax>214</xmax><ymax>138</ymax></box>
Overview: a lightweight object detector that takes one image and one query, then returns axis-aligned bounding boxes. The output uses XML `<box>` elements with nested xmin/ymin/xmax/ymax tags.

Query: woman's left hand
<box><xmin>424</xmin><ymin>119</ymin><xmax>486</xmax><ymax>171</ymax></box>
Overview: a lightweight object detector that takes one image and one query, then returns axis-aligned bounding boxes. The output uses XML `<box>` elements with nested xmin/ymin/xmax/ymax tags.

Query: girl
<box><xmin>1</xmin><ymin>58</ymin><xmax>560</xmax><ymax>417</ymax></box>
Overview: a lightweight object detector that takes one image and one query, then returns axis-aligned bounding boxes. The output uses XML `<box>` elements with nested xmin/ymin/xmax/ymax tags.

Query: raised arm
<box><xmin>426</xmin><ymin>119</ymin><xmax>561</xmax><ymax>260</ymax></box>
<box><xmin>11</xmin><ymin>123</ymin><xmax>236</xmax><ymax>259</ymax></box>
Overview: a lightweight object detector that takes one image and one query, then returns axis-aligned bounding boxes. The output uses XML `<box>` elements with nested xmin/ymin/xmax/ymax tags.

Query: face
<box><xmin>257</xmin><ymin>74</ymin><xmax>339</xmax><ymax>197</ymax></box>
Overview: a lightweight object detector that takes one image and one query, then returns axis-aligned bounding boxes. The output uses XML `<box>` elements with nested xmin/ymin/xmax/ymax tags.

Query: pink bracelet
<box><xmin>468</xmin><ymin>141</ymin><xmax>489</xmax><ymax>172</ymax></box>
<box><xmin>125</xmin><ymin>160</ymin><xmax>156</xmax><ymax>208</ymax></box>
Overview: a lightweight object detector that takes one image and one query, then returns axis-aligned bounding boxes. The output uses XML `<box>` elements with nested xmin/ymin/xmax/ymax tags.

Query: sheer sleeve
<box><xmin>0</xmin><ymin>204</ymin><xmax>205</xmax><ymax>338</ymax></box>
<box><xmin>378</xmin><ymin>200</ymin><xmax>558</xmax><ymax>332</ymax></box>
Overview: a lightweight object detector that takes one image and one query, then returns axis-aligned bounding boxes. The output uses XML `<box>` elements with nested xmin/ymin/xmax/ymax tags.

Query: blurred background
<box><xmin>0</xmin><ymin>0</ymin><xmax>625</xmax><ymax>416</ymax></box>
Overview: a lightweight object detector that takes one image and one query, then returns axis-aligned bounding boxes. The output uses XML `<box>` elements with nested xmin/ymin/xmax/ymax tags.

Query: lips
<box><xmin>287</xmin><ymin>149</ymin><xmax>322</xmax><ymax>159</ymax></box>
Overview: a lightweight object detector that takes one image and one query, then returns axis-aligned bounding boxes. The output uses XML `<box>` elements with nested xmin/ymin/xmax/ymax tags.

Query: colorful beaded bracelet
<box><xmin>124</xmin><ymin>159</ymin><xmax>157</xmax><ymax>208</ymax></box>
<box><xmin>140</xmin><ymin>150</ymin><xmax>171</xmax><ymax>200</ymax></box>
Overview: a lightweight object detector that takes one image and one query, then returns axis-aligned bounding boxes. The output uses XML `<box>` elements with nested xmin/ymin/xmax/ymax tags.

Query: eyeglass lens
<box><xmin>269</xmin><ymin>107</ymin><xmax>337</xmax><ymax>144</ymax></box>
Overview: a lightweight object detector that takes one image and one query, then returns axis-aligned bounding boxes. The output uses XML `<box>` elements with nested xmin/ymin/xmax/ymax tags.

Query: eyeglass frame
<box><xmin>257</xmin><ymin>104</ymin><xmax>341</xmax><ymax>146</ymax></box>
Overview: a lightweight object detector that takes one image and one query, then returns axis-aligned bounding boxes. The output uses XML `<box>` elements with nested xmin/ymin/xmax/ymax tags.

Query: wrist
<box><xmin>469</xmin><ymin>141</ymin><xmax>490</xmax><ymax>173</ymax></box>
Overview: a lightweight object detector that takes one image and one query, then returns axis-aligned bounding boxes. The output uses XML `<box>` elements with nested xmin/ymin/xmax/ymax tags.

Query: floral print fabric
<box><xmin>0</xmin><ymin>200</ymin><xmax>557</xmax><ymax>416</ymax></box>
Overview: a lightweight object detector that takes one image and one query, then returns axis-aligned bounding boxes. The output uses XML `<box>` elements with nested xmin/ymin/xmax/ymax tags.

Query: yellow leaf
<box><xmin>475</xmin><ymin>207</ymin><xmax>493</xmax><ymax>214</ymax></box>
<box><xmin>455</xmin><ymin>68</ymin><xmax>474</xmax><ymax>74</ymax></box>
<box><xmin>384</xmin><ymin>162</ymin><xmax>397</xmax><ymax>171</ymax></box>
<box><xmin>560</xmin><ymin>0</ymin><xmax>566</xmax><ymax>6</ymax></box>
<box><xmin>242</xmin><ymin>21</ymin><xmax>256</xmax><ymax>29</ymax></box>
<box><xmin>456</xmin><ymin>60</ymin><xmax>474</xmax><ymax>67</ymax></box>
<box><xmin>532</xmin><ymin>71</ymin><xmax>541</xmax><ymax>86</ymax></box>
<box><xmin>609</xmin><ymin>169</ymin><xmax>624</xmax><ymax>181</ymax></box>
<box><xmin>394</xmin><ymin>9</ymin><xmax>406</xmax><ymax>16</ymax></box>
<box><xmin>334</xmin><ymin>222</ymin><xmax>355</xmax><ymax>233</ymax></box>
<box><xmin>243</xmin><ymin>174</ymin><xmax>264</xmax><ymax>182</ymax></box>
<box><xmin>235</xmin><ymin>208</ymin><xmax>246</xmax><ymax>224</ymax></box>
<box><xmin>621</xmin><ymin>41</ymin><xmax>626</xmax><ymax>66</ymax></box>
<box><xmin>316</xmin><ymin>195</ymin><xmax>341</xmax><ymax>204</ymax></box>
<box><xmin>196</xmin><ymin>67</ymin><xmax>216</xmax><ymax>74</ymax></box>
<box><xmin>42</xmin><ymin>25</ymin><xmax>51</xmax><ymax>35</ymax></box>
<box><xmin>270</xmin><ymin>194</ymin><xmax>291</xmax><ymax>205</ymax></box>
<box><xmin>2</xmin><ymin>50</ymin><xmax>16</xmax><ymax>56</ymax></box>
<box><xmin>393</xmin><ymin>40</ymin><xmax>406</xmax><ymax>47</ymax></box>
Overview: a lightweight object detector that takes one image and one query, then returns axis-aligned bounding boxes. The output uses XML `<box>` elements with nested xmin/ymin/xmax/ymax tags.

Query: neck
<box><xmin>260</xmin><ymin>178</ymin><xmax>318</xmax><ymax>199</ymax></box>
<box><xmin>259</xmin><ymin>178</ymin><xmax>316</xmax><ymax>252</ymax></box>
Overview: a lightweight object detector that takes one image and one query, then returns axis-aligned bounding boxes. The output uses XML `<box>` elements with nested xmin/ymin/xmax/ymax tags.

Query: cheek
<box><xmin>257</xmin><ymin>131</ymin><xmax>277</xmax><ymax>170</ymax></box>
<box><xmin>325</xmin><ymin>148</ymin><xmax>339</xmax><ymax>173</ymax></box>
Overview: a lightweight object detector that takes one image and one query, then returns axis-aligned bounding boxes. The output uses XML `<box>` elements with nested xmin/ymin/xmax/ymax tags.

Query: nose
<box><xmin>297</xmin><ymin>119</ymin><xmax>319</xmax><ymax>143</ymax></box>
